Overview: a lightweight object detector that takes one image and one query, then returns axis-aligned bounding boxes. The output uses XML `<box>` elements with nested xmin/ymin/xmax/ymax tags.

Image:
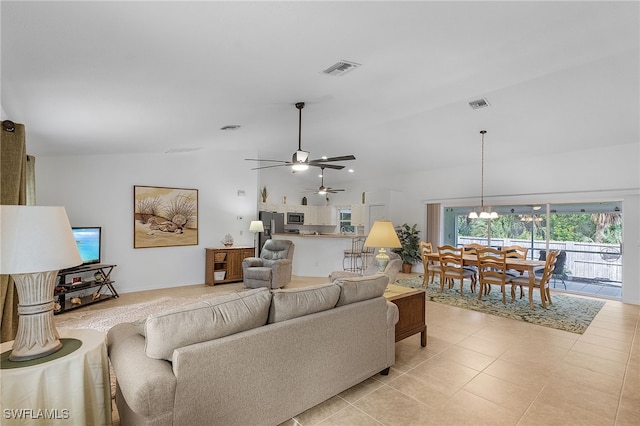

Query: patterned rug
<box><xmin>395</xmin><ymin>275</ymin><xmax>605</xmax><ymax>334</ymax></box>
<box><xmin>55</xmin><ymin>295</ymin><xmax>211</xmax><ymax>333</ymax></box>
<box><xmin>55</xmin><ymin>294</ymin><xmax>221</xmax><ymax>399</ymax></box>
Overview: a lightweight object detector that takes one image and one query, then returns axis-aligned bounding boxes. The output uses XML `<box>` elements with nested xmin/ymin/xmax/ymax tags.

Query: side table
<box><xmin>1</xmin><ymin>329</ymin><xmax>112</xmax><ymax>425</ymax></box>
<box><xmin>384</xmin><ymin>284</ymin><xmax>427</xmax><ymax>347</ymax></box>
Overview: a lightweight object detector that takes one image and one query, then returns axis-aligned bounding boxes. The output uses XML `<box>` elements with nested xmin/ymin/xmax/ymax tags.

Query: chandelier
<box><xmin>468</xmin><ymin>130</ymin><xmax>498</xmax><ymax>219</ymax></box>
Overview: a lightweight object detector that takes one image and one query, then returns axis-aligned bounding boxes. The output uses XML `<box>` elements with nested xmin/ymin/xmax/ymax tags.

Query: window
<box><xmin>338</xmin><ymin>208</ymin><xmax>355</xmax><ymax>233</ymax></box>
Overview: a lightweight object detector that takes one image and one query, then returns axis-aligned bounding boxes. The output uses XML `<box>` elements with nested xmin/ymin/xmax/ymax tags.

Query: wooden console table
<box><xmin>384</xmin><ymin>284</ymin><xmax>427</xmax><ymax>347</ymax></box>
<box><xmin>205</xmin><ymin>246</ymin><xmax>255</xmax><ymax>285</ymax></box>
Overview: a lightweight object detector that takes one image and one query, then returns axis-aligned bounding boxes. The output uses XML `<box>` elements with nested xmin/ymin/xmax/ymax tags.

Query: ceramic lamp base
<box><xmin>374</xmin><ymin>248</ymin><xmax>390</xmax><ymax>273</ymax></box>
<box><xmin>9</xmin><ymin>271</ymin><xmax>62</xmax><ymax>361</ymax></box>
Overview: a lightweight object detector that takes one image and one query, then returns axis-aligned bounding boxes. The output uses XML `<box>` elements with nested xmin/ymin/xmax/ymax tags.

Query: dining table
<box><xmin>424</xmin><ymin>252</ymin><xmax>547</xmax><ymax>309</ymax></box>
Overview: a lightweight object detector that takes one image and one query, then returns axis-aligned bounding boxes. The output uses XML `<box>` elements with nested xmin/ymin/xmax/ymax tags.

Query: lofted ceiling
<box><xmin>1</xmin><ymin>1</ymin><xmax>638</xmax><ymax>187</ymax></box>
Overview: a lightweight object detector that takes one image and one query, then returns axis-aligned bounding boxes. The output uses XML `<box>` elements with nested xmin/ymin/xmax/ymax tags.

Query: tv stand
<box><xmin>54</xmin><ymin>264</ymin><xmax>118</xmax><ymax>314</ymax></box>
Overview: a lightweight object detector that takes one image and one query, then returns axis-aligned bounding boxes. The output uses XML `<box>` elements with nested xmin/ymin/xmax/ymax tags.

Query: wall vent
<box><xmin>321</xmin><ymin>60</ymin><xmax>361</xmax><ymax>76</ymax></box>
<box><xmin>469</xmin><ymin>98</ymin><xmax>490</xmax><ymax>109</ymax></box>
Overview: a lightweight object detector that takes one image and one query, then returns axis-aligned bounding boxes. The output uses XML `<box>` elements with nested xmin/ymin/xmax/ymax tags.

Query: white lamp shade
<box><xmin>249</xmin><ymin>220</ymin><xmax>264</xmax><ymax>232</ymax></box>
<box><xmin>364</xmin><ymin>220</ymin><xmax>401</xmax><ymax>248</ymax></box>
<box><xmin>0</xmin><ymin>206</ymin><xmax>82</xmax><ymax>274</ymax></box>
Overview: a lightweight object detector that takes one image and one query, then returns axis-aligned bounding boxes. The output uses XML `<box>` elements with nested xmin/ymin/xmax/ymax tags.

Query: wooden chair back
<box><xmin>539</xmin><ymin>250</ymin><xmax>559</xmax><ymax>290</ymax></box>
<box><xmin>437</xmin><ymin>245</ymin><xmax>476</xmax><ymax>294</ymax></box>
<box><xmin>463</xmin><ymin>243</ymin><xmax>485</xmax><ymax>255</ymax></box>
<box><xmin>502</xmin><ymin>245</ymin><xmax>528</xmax><ymax>260</ymax></box>
<box><xmin>476</xmin><ymin>247</ymin><xmax>510</xmax><ymax>304</ymax></box>
<box><xmin>419</xmin><ymin>241</ymin><xmax>438</xmax><ymax>285</ymax></box>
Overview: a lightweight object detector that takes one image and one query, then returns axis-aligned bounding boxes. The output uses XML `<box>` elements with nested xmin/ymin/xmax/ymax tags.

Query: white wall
<box><xmin>36</xmin><ymin>150</ymin><xmax>259</xmax><ymax>293</ymax></box>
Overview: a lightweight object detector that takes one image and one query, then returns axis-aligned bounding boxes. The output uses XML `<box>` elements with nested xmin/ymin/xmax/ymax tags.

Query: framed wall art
<box><xmin>133</xmin><ymin>185</ymin><xmax>198</xmax><ymax>248</ymax></box>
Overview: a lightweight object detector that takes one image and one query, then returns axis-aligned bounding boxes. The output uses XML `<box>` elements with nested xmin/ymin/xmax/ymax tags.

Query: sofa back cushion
<box><xmin>268</xmin><ymin>283</ymin><xmax>340</xmax><ymax>323</ymax></box>
<box><xmin>334</xmin><ymin>274</ymin><xmax>389</xmax><ymax>306</ymax></box>
<box><xmin>144</xmin><ymin>287</ymin><xmax>271</xmax><ymax>360</ymax></box>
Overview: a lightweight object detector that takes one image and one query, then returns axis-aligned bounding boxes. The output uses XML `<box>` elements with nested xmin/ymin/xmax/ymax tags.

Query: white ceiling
<box><xmin>2</xmin><ymin>1</ymin><xmax>638</xmax><ymax>187</ymax></box>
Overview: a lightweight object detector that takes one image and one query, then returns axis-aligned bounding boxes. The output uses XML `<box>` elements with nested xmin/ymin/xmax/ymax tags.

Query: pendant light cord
<box><xmin>480</xmin><ymin>130</ymin><xmax>486</xmax><ymax>209</ymax></box>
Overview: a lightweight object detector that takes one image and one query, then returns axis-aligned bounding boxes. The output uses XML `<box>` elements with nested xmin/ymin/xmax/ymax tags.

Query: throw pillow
<box><xmin>334</xmin><ymin>274</ymin><xmax>388</xmax><ymax>306</ymax></box>
<box><xmin>268</xmin><ymin>283</ymin><xmax>340</xmax><ymax>323</ymax></box>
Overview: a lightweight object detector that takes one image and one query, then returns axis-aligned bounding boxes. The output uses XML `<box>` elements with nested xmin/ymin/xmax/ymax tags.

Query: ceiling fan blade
<box><xmin>250</xmin><ymin>163</ymin><xmax>292</xmax><ymax>170</ymax></box>
<box><xmin>309</xmin><ymin>155</ymin><xmax>356</xmax><ymax>163</ymax></box>
<box><xmin>245</xmin><ymin>158</ymin><xmax>291</xmax><ymax>163</ymax></box>
<box><xmin>309</xmin><ymin>163</ymin><xmax>344</xmax><ymax>170</ymax></box>
<box><xmin>327</xmin><ymin>189</ymin><xmax>345</xmax><ymax>193</ymax></box>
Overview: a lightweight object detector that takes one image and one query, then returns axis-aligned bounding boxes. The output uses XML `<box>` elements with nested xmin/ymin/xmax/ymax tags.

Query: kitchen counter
<box><xmin>272</xmin><ymin>234</ymin><xmax>369</xmax><ymax>277</ymax></box>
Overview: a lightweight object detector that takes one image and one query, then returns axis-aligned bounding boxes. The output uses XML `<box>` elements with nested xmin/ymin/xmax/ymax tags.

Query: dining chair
<box><xmin>437</xmin><ymin>245</ymin><xmax>476</xmax><ymax>295</ymax></box>
<box><xmin>502</xmin><ymin>245</ymin><xmax>529</xmax><ymax>297</ymax></box>
<box><xmin>419</xmin><ymin>241</ymin><xmax>441</xmax><ymax>286</ymax></box>
<box><xmin>462</xmin><ymin>243</ymin><xmax>483</xmax><ymax>290</ymax></box>
<box><xmin>538</xmin><ymin>249</ymin><xmax>567</xmax><ymax>289</ymax></box>
<box><xmin>476</xmin><ymin>247</ymin><xmax>512</xmax><ymax>304</ymax></box>
<box><xmin>511</xmin><ymin>250</ymin><xmax>559</xmax><ymax>309</ymax></box>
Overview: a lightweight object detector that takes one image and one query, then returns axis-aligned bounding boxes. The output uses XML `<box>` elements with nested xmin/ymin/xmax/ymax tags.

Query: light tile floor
<box><xmin>93</xmin><ymin>273</ymin><xmax>638</xmax><ymax>426</ymax></box>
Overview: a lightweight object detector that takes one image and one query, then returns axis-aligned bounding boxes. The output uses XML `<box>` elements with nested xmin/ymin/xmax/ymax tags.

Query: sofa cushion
<box><xmin>144</xmin><ymin>287</ymin><xmax>271</xmax><ymax>360</ymax></box>
<box><xmin>268</xmin><ymin>283</ymin><xmax>340</xmax><ymax>323</ymax></box>
<box><xmin>334</xmin><ymin>274</ymin><xmax>389</xmax><ymax>306</ymax></box>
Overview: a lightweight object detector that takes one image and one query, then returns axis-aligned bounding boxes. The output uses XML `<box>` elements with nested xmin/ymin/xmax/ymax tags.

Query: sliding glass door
<box><xmin>446</xmin><ymin>202</ymin><xmax>623</xmax><ymax>298</ymax></box>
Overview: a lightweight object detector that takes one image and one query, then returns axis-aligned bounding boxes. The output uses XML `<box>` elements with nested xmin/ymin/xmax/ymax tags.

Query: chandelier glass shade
<box><xmin>468</xmin><ymin>130</ymin><xmax>498</xmax><ymax>220</ymax></box>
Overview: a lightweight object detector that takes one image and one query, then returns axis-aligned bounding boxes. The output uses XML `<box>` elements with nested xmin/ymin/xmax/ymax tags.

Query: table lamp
<box><xmin>364</xmin><ymin>220</ymin><xmax>401</xmax><ymax>273</ymax></box>
<box><xmin>249</xmin><ymin>220</ymin><xmax>264</xmax><ymax>256</ymax></box>
<box><xmin>0</xmin><ymin>206</ymin><xmax>82</xmax><ymax>361</ymax></box>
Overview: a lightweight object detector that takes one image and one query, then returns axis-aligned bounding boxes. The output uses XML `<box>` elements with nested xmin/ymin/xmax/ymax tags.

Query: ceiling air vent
<box><xmin>469</xmin><ymin>98</ymin><xmax>490</xmax><ymax>110</ymax></box>
<box><xmin>321</xmin><ymin>60</ymin><xmax>361</xmax><ymax>76</ymax></box>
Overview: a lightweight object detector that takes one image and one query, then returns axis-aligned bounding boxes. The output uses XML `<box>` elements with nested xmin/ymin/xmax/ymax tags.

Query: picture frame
<box><xmin>133</xmin><ymin>185</ymin><xmax>198</xmax><ymax>248</ymax></box>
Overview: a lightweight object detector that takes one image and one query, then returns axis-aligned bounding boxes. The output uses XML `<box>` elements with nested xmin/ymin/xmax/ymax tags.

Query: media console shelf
<box><xmin>54</xmin><ymin>264</ymin><xmax>118</xmax><ymax>314</ymax></box>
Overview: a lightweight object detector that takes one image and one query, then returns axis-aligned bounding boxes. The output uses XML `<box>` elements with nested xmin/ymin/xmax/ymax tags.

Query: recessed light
<box><xmin>165</xmin><ymin>147</ymin><xmax>203</xmax><ymax>154</ymax></box>
<box><xmin>348</xmin><ymin>169</ymin><xmax>354</xmax><ymax>173</ymax></box>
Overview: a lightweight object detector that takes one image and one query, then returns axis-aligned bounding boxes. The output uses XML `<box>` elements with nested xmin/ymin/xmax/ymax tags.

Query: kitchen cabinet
<box><xmin>351</xmin><ymin>204</ymin><xmax>367</xmax><ymax>227</ymax></box>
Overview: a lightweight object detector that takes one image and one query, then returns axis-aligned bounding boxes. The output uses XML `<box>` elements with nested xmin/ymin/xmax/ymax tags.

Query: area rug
<box><xmin>395</xmin><ymin>275</ymin><xmax>605</xmax><ymax>334</ymax></box>
<box><xmin>55</xmin><ymin>295</ymin><xmax>211</xmax><ymax>333</ymax></box>
<box><xmin>55</xmin><ymin>294</ymin><xmax>220</xmax><ymax>399</ymax></box>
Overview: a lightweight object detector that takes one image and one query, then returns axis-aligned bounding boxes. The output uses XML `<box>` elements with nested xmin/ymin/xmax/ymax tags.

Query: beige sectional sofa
<box><xmin>107</xmin><ymin>274</ymin><xmax>398</xmax><ymax>426</ymax></box>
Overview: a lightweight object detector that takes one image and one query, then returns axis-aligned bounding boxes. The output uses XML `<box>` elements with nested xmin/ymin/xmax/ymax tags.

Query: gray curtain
<box><xmin>1</xmin><ymin>120</ymin><xmax>27</xmax><ymax>343</ymax></box>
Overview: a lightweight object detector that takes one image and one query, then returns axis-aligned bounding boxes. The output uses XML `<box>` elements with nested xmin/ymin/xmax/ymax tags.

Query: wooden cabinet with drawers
<box><xmin>205</xmin><ymin>246</ymin><xmax>255</xmax><ymax>285</ymax></box>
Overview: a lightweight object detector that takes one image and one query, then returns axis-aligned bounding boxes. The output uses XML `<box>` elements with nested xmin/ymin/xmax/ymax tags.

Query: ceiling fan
<box><xmin>245</xmin><ymin>102</ymin><xmax>356</xmax><ymax>171</ymax></box>
<box><xmin>305</xmin><ymin>167</ymin><xmax>345</xmax><ymax>195</ymax></box>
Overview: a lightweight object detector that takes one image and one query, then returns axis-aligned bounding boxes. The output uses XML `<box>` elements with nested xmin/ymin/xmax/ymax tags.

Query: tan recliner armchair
<box><xmin>329</xmin><ymin>249</ymin><xmax>402</xmax><ymax>284</ymax></box>
<box><xmin>242</xmin><ymin>239</ymin><xmax>295</xmax><ymax>289</ymax></box>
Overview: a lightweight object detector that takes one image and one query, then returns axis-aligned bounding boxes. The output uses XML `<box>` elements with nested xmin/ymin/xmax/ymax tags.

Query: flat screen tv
<box><xmin>71</xmin><ymin>227</ymin><xmax>101</xmax><ymax>265</ymax></box>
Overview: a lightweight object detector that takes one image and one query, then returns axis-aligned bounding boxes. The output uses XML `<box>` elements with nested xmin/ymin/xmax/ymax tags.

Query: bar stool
<box><xmin>343</xmin><ymin>237</ymin><xmax>365</xmax><ymax>273</ymax></box>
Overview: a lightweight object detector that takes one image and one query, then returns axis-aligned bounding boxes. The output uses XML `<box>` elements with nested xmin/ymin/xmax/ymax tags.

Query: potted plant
<box><xmin>393</xmin><ymin>223</ymin><xmax>421</xmax><ymax>273</ymax></box>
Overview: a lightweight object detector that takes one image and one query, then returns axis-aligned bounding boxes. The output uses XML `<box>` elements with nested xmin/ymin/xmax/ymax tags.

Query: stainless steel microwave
<box><xmin>287</xmin><ymin>212</ymin><xmax>304</xmax><ymax>224</ymax></box>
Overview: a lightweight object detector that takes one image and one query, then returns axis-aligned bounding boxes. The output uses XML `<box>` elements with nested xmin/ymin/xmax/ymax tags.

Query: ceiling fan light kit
<box><xmin>291</xmin><ymin>149</ymin><xmax>309</xmax><ymax>171</ymax></box>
